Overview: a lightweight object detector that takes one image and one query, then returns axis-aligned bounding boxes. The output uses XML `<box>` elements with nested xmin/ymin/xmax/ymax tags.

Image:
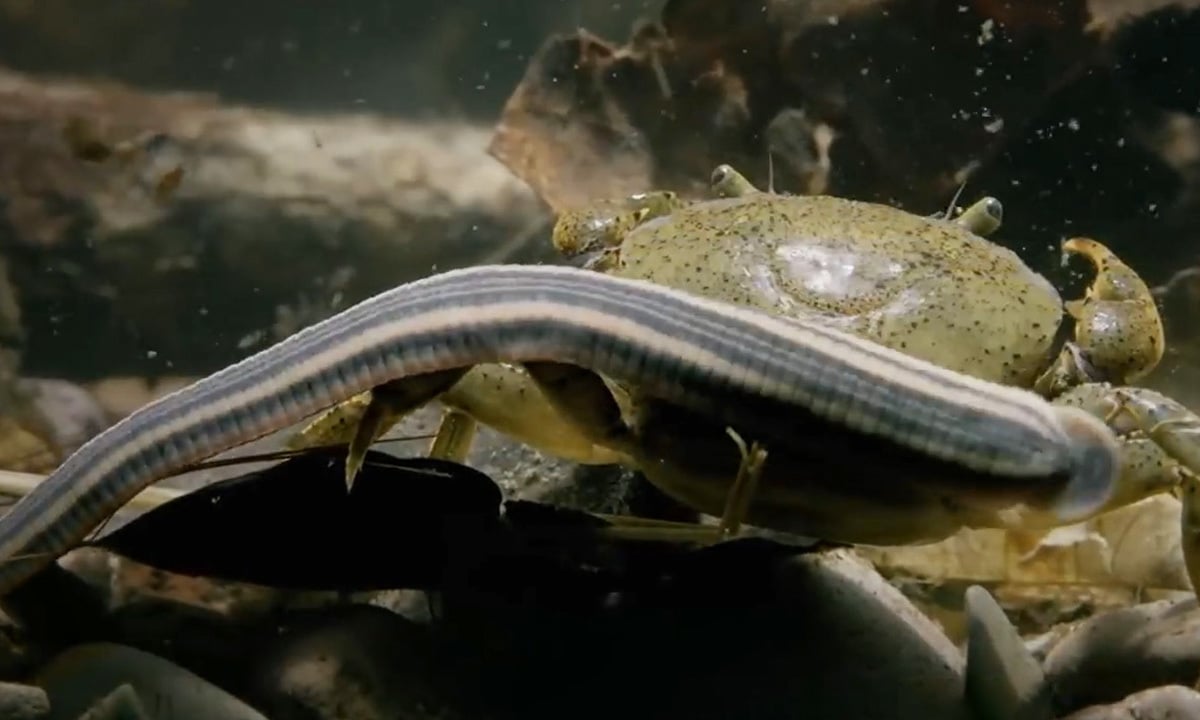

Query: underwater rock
<box><xmin>429</xmin><ymin>547</ymin><xmax>971</xmax><ymax>720</ymax></box>
<box><xmin>74</xmin><ymin>684</ymin><xmax>150</xmax><ymax>720</ymax></box>
<box><xmin>15</xmin><ymin>379</ymin><xmax>109</xmax><ymax>456</ymax></box>
<box><xmin>104</xmin><ymin>594</ymin><xmax>270</xmax><ymax>694</ymax></box>
<box><xmin>1043</xmin><ymin>596</ymin><xmax>1200</xmax><ymax>715</ymax></box>
<box><xmin>754</xmin><ymin>549</ymin><xmax>970</xmax><ymax>720</ymax></box>
<box><xmin>116</xmin><ymin>548</ymin><xmax>972</xmax><ymax>720</ymax></box>
<box><xmin>248</xmin><ymin>604</ymin><xmax>462</xmax><ymax>720</ymax></box>
<box><xmin>34</xmin><ymin>642</ymin><xmax>267</xmax><ymax>720</ymax></box>
<box><xmin>1061</xmin><ymin>685</ymin><xmax>1200</xmax><ymax>719</ymax></box>
<box><xmin>0</xmin><ymin>65</ymin><xmax>552</xmax><ymax>382</ymax></box>
<box><xmin>0</xmin><ymin>616</ymin><xmax>30</xmax><ymax>680</ymax></box>
<box><xmin>0</xmin><ymin>681</ymin><xmax>50</xmax><ymax>720</ymax></box>
<box><xmin>963</xmin><ymin>585</ymin><xmax>1052</xmax><ymax>720</ymax></box>
<box><xmin>12</xmin><ymin>497</ymin><xmax>965</xmax><ymax>719</ymax></box>
<box><xmin>0</xmin><ymin>417</ymin><xmax>56</xmax><ymax>473</ymax></box>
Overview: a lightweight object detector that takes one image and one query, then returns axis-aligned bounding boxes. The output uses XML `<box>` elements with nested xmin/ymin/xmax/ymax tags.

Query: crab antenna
<box><xmin>943</xmin><ymin>179</ymin><xmax>969</xmax><ymax>220</ymax></box>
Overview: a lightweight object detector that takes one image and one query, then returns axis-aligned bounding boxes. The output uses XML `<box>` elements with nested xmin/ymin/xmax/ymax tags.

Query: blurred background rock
<box><xmin>0</xmin><ymin>0</ymin><xmax>653</xmax><ymax>120</ymax></box>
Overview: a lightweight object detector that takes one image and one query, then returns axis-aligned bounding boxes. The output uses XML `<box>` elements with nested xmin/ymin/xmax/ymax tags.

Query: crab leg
<box><xmin>1045</xmin><ymin>384</ymin><xmax>1188</xmax><ymax>514</ymax></box>
<box><xmin>286</xmin><ymin>369</ymin><xmax>467</xmax><ymax>491</ymax></box>
<box><xmin>289</xmin><ymin>363</ymin><xmax>628</xmax><ymax>487</ymax></box>
<box><xmin>717</xmin><ymin>428</ymin><xmax>769</xmax><ymax>538</ymax></box>
<box><xmin>1100</xmin><ymin>386</ymin><xmax>1200</xmax><ymax>593</ymax></box>
<box><xmin>427</xmin><ymin>409</ymin><xmax>477</xmax><ymax>463</ymax></box>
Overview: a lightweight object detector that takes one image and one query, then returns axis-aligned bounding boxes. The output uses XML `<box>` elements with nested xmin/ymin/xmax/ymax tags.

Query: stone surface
<box><xmin>35</xmin><ymin>642</ymin><xmax>268</xmax><ymax>720</ymax></box>
<box><xmin>1062</xmin><ymin>685</ymin><xmax>1200</xmax><ymax>719</ymax></box>
<box><xmin>0</xmin><ymin>65</ymin><xmax>555</xmax><ymax>382</ymax></box>
<box><xmin>1043</xmin><ymin>597</ymin><xmax>1200</xmax><ymax>715</ymax></box>
<box><xmin>964</xmin><ymin>584</ymin><xmax>1052</xmax><ymax>720</ymax></box>
<box><xmin>248</xmin><ymin>605</ymin><xmax>464</xmax><ymax>720</ymax></box>
<box><xmin>431</xmin><ymin>548</ymin><xmax>971</xmax><ymax>720</ymax></box>
<box><xmin>0</xmin><ymin>681</ymin><xmax>49</xmax><ymax>720</ymax></box>
<box><xmin>16</xmin><ymin>379</ymin><xmax>109</xmax><ymax>455</ymax></box>
<box><xmin>20</xmin><ymin>546</ymin><xmax>975</xmax><ymax>720</ymax></box>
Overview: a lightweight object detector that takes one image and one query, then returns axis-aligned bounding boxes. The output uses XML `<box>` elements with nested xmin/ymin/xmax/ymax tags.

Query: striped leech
<box><xmin>301</xmin><ymin>164</ymin><xmax>1199</xmax><ymax>563</ymax></box>
<box><xmin>0</xmin><ymin>164</ymin><xmax>1192</xmax><ymax>600</ymax></box>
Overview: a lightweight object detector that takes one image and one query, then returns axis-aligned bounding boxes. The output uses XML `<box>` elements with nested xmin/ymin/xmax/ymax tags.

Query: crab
<box><xmin>288</xmin><ymin>164</ymin><xmax>1200</xmax><ymax>559</ymax></box>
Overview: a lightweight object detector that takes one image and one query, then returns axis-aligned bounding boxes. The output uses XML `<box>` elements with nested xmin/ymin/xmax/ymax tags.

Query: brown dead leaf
<box><xmin>489</xmin><ymin>21</ymin><xmax>759</xmax><ymax>212</ymax></box>
<box><xmin>862</xmin><ymin>495</ymin><xmax>1191</xmax><ymax>594</ymax></box>
<box><xmin>488</xmin><ymin>30</ymin><xmax>656</xmax><ymax>213</ymax></box>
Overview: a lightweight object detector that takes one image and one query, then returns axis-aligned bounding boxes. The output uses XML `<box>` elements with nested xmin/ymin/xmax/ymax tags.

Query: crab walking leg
<box><xmin>1105</xmin><ymin>389</ymin><xmax>1200</xmax><ymax>472</ymax></box>
<box><xmin>428</xmin><ymin>409</ymin><xmax>478</xmax><ymax>464</ymax></box>
<box><xmin>0</xmin><ymin>265</ymin><xmax>1121</xmax><ymax>597</ymax></box>
<box><xmin>1101</xmin><ymin>386</ymin><xmax>1200</xmax><ymax>594</ymax></box>
<box><xmin>341</xmin><ymin>370</ymin><xmax>468</xmax><ymax>490</ymax></box>
<box><xmin>998</xmin><ymin>383</ymin><xmax>1190</xmax><ymax>557</ymax></box>
<box><xmin>715</xmin><ymin>428</ymin><xmax>770</xmax><ymax>538</ymax></box>
<box><xmin>292</xmin><ymin>362</ymin><xmax>629</xmax><ymax>480</ymax></box>
<box><xmin>1046</xmin><ymin>384</ymin><xmax>1189</xmax><ymax>516</ymax></box>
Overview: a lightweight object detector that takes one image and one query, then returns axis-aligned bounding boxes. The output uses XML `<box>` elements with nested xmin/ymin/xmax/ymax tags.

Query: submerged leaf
<box><xmin>862</xmin><ymin>495</ymin><xmax>1191</xmax><ymax>593</ymax></box>
<box><xmin>88</xmin><ymin>448</ymin><xmax>504</xmax><ymax>591</ymax></box>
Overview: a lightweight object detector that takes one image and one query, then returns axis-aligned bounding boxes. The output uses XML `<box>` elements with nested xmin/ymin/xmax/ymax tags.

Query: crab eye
<box><xmin>982</xmin><ymin>197</ymin><xmax>1003</xmax><ymax>223</ymax></box>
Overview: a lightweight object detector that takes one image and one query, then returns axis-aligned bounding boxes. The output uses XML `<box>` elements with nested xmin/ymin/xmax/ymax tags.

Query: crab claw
<box><xmin>1035</xmin><ymin>238</ymin><xmax>1164</xmax><ymax>397</ymax></box>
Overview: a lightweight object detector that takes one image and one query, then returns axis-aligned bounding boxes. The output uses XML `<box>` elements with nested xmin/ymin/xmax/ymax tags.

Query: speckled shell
<box><xmin>613</xmin><ymin>193</ymin><xmax>1064</xmax><ymax>387</ymax></box>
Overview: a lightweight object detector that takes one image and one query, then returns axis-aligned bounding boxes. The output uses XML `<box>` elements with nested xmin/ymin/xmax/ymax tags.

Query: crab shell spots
<box><xmin>616</xmin><ymin>192</ymin><xmax>1064</xmax><ymax>389</ymax></box>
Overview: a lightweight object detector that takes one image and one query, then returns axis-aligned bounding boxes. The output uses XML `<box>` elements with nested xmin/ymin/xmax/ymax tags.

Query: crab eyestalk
<box><xmin>1035</xmin><ymin>237</ymin><xmax>1165</xmax><ymax>397</ymax></box>
<box><xmin>954</xmin><ymin>197</ymin><xmax>1003</xmax><ymax>237</ymax></box>
<box><xmin>711</xmin><ymin>164</ymin><xmax>762</xmax><ymax>198</ymax></box>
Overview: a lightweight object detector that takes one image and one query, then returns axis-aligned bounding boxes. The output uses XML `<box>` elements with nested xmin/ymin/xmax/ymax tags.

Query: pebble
<box><xmin>249</xmin><ymin>604</ymin><xmax>457</xmax><ymax>720</ymax></box>
<box><xmin>1062</xmin><ymin>685</ymin><xmax>1200</xmax><ymax>719</ymax></box>
<box><xmin>1043</xmin><ymin>597</ymin><xmax>1200</xmax><ymax>714</ymax></box>
<box><xmin>759</xmin><ymin>549</ymin><xmax>970</xmax><ymax>720</ymax></box>
<box><xmin>17</xmin><ymin>378</ymin><xmax>110</xmax><ymax>454</ymax></box>
<box><xmin>0</xmin><ymin>681</ymin><xmax>50</xmax><ymax>720</ymax></box>
<box><xmin>34</xmin><ymin>642</ymin><xmax>268</xmax><ymax>720</ymax></box>
<box><xmin>435</xmin><ymin>547</ymin><xmax>972</xmax><ymax>720</ymax></box>
<box><xmin>964</xmin><ymin>584</ymin><xmax>1051</xmax><ymax>720</ymax></box>
<box><xmin>76</xmin><ymin>684</ymin><xmax>150</xmax><ymax>720</ymax></box>
<box><xmin>244</xmin><ymin>548</ymin><xmax>973</xmax><ymax>720</ymax></box>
